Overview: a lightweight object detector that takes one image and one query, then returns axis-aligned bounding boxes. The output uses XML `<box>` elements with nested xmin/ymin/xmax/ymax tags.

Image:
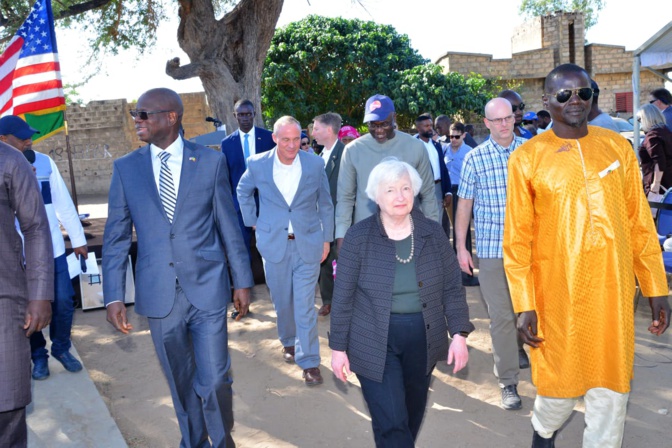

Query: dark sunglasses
<box><xmin>129</xmin><ymin>109</ymin><xmax>172</xmax><ymax>120</ymax></box>
<box><xmin>449</xmin><ymin>135</ymin><xmax>462</xmax><ymax>139</ymax></box>
<box><xmin>511</xmin><ymin>103</ymin><xmax>525</xmax><ymax>112</ymax></box>
<box><xmin>650</xmin><ymin>99</ymin><xmax>658</xmax><ymax>104</ymax></box>
<box><xmin>301</xmin><ymin>141</ymin><xmax>310</xmax><ymax>146</ymax></box>
<box><xmin>551</xmin><ymin>88</ymin><xmax>594</xmax><ymax>104</ymax></box>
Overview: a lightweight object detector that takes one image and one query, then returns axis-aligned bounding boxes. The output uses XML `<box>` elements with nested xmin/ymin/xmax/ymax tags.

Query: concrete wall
<box><xmin>32</xmin><ymin>92</ymin><xmax>215</xmax><ymax>197</ymax></box>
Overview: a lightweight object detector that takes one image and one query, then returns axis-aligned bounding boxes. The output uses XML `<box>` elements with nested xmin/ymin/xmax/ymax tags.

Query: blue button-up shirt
<box><xmin>444</xmin><ymin>142</ymin><xmax>473</xmax><ymax>187</ymax></box>
<box><xmin>457</xmin><ymin>136</ymin><xmax>527</xmax><ymax>258</ymax></box>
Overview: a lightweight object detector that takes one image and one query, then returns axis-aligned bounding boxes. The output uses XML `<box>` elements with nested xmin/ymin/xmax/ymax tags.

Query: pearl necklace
<box><xmin>390</xmin><ymin>215</ymin><xmax>414</xmax><ymax>264</ymax></box>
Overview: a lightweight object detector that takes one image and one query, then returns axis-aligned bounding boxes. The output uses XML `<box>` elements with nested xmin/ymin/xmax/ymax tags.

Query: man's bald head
<box><xmin>483</xmin><ymin>98</ymin><xmax>515</xmax><ymax>146</ymax></box>
<box><xmin>140</xmin><ymin>88</ymin><xmax>184</xmax><ymax>117</ymax></box>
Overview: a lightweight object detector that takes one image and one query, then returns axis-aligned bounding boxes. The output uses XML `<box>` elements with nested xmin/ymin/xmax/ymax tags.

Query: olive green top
<box><xmin>390</xmin><ymin>235</ymin><xmax>422</xmax><ymax>313</ymax></box>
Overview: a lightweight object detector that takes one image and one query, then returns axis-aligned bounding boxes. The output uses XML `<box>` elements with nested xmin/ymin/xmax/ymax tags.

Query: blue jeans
<box><xmin>357</xmin><ymin>313</ymin><xmax>434</xmax><ymax>448</ymax></box>
<box><xmin>30</xmin><ymin>254</ymin><xmax>75</xmax><ymax>359</ymax></box>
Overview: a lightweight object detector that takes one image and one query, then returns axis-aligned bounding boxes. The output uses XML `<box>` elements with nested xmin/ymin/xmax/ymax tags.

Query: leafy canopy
<box><xmin>518</xmin><ymin>0</ymin><xmax>604</xmax><ymax>29</ymax></box>
<box><xmin>262</xmin><ymin>15</ymin><xmax>494</xmax><ymax>129</ymax></box>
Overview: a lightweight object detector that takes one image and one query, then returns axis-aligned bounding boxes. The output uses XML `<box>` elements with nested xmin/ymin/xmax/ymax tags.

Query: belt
<box><xmin>434</xmin><ymin>179</ymin><xmax>441</xmax><ymax>184</ymax></box>
<box><xmin>288</xmin><ymin>233</ymin><xmax>295</xmax><ymax>240</ymax></box>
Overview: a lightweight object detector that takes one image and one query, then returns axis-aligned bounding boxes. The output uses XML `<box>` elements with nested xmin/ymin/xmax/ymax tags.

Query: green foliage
<box><xmin>394</xmin><ymin>65</ymin><xmax>491</xmax><ymax>129</ymax></box>
<box><xmin>518</xmin><ymin>0</ymin><xmax>604</xmax><ymax>29</ymax></box>
<box><xmin>1</xmin><ymin>0</ymin><xmax>166</xmax><ymax>54</ymax></box>
<box><xmin>1</xmin><ymin>1</ymin><xmax>238</xmax><ymax>55</ymax></box>
<box><xmin>262</xmin><ymin>15</ymin><xmax>427</xmax><ymax>127</ymax></box>
<box><xmin>262</xmin><ymin>15</ymin><xmax>497</xmax><ymax>130</ymax></box>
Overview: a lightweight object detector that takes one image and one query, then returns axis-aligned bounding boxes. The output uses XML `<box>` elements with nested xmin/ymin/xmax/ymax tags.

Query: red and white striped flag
<box><xmin>0</xmin><ymin>0</ymin><xmax>65</xmax><ymax>142</ymax></box>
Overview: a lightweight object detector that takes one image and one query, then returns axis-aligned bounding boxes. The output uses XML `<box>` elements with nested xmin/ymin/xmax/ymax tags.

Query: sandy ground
<box><xmin>70</xmin><ymin>282</ymin><xmax>671</xmax><ymax>448</ymax></box>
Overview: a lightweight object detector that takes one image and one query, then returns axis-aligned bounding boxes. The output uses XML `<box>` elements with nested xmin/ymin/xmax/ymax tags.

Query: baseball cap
<box><xmin>523</xmin><ymin>111</ymin><xmax>538</xmax><ymax>121</ymax></box>
<box><xmin>363</xmin><ymin>94</ymin><xmax>395</xmax><ymax>123</ymax></box>
<box><xmin>338</xmin><ymin>125</ymin><xmax>360</xmax><ymax>140</ymax></box>
<box><xmin>0</xmin><ymin>115</ymin><xmax>39</xmax><ymax>139</ymax></box>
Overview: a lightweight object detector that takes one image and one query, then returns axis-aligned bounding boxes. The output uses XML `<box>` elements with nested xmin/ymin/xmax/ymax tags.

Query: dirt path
<box><xmin>71</xmin><ymin>285</ymin><xmax>671</xmax><ymax>447</ymax></box>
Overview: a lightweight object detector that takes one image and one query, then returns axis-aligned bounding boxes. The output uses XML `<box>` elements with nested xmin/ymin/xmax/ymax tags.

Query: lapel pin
<box><xmin>189</xmin><ymin>157</ymin><xmax>196</xmax><ymax>162</ymax></box>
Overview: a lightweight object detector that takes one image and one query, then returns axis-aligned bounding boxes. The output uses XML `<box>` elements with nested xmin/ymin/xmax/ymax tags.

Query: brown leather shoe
<box><xmin>303</xmin><ymin>367</ymin><xmax>323</xmax><ymax>386</ymax></box>
<box><xmin>282</xmin><ymin>346</ymin><xmax>295</xmax><ymax>363</ymax></box>
<box><xmin>318</xmin><ymin>304</ymin><xmax>331</xmax><ymax>316</ymax></box>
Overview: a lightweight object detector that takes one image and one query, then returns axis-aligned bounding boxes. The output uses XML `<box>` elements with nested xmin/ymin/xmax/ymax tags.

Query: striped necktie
<box><xmin>158</xmin><ymin>151</ymin><xmax>177</xmax><ymax>223</ymax></box>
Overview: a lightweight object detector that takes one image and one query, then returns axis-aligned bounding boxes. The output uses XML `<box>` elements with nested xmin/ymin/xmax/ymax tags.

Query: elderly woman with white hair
<box><xmin>638</xmin><ymin>103</ymin><xmax>672</xmax><ymax>194</ymax></box>
<box><xmin>329</xmin><ymin>157</ymin><xmax>473</xmax><ymax>447</ymax></box>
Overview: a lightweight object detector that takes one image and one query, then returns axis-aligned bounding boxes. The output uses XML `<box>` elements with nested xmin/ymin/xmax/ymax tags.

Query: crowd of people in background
<box><xmin>1</xmin><ymin>65</ymin><xmax>671</xmax><ymax>448</ymax></box>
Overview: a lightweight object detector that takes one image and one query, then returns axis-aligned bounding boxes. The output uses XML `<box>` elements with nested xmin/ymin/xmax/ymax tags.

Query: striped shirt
<box><xmin>458</xmin><ymin>136</ymin><xmax>527</xmax><ymax>258</ymax></box>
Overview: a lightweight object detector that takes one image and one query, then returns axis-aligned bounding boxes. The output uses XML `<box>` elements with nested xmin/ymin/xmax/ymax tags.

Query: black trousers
<box><xmin>357</xmin><ymin>313</ymin><xmax>434</xmax><ymax>448</ymax></box>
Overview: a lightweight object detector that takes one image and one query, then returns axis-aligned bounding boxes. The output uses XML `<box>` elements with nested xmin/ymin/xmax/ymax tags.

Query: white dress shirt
<box><xmin>422</xmin><ymin>139</ymin><xmax>441</xmax><ymax>181</ymax></box>
<box><xmin>150</xmin><ymin>137</ymin><xmax>184</xmax><ymax>200</ymax></box>
<box><xmin>320</xmin><ymin>140</ymin><xmax>337</xmax><ymax>167</ymax></box>
<box><xmin>273</xmin><ymin>151</ymin><xmax>302</xmax><ymax>234</ymax></box>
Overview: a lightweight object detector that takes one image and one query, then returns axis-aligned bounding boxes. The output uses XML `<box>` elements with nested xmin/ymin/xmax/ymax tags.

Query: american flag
<box><xmin>0</xmin><ymin>0</ymin><xmax>65</xmax><ymax>141</ymax></box>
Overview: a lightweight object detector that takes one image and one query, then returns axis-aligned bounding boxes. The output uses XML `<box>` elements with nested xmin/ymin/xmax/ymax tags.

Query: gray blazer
<box><xmin>237</xmin><ymin>149</ymin><xmax>334</xmax><ymax>264</ymax></box>
<box><xmin>0</xmin><ymin>143</ymin><xmax>53</xmax><ymax>412</ymax></box>
<box><xmin>329</xmin><ymin>208</ymin><xmax>474</xmax><ymax>382</ymax></box>
<box><xmin>102</xmin><ymin>139</ymin><xmax>253</xmax><ymax>318</ymax></box>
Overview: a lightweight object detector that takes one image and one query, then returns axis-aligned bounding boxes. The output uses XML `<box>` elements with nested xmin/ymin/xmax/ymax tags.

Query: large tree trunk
<box><xmin>167</xmin><ymin>0</ymin><xmax>283</xmax><ymax>132</ymax></box>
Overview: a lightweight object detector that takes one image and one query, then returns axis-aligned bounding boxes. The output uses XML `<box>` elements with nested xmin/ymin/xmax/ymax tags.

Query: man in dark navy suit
<box><xmin>220</xmin><ymin>99</ymin><xmax>275</xmax><ymax>256</ymax></box>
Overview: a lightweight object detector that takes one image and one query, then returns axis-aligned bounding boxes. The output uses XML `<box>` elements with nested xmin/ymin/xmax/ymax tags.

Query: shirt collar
<box><xmin>150</xmin><ymin>136</ymin><xmax>184</xmax><ymax>160</ymax></box>
<box><xmin>240</xmin><ymin>127</ymin><xmax>256</xmax><ymax>139</ymax></box>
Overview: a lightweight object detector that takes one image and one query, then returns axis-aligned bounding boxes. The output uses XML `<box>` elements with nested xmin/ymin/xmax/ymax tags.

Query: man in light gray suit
<box><xmin>237</xmin><ymin>116</ymin><xmax>334</xmax><ymax>386</ymax></box>
<box><xmin>0</xmin><ymin>142</ymin><xmax>53</xmax><ymax>447</ymax></box>
<box><xmin>103</xmin><ymin>88</ymin><xmax>253</xmax><ymax>448</ymax></box>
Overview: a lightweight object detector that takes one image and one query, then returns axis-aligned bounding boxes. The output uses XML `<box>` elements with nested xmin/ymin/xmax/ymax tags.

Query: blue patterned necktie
<box><xmin>158</xmin><ymin>151</ymin><xmax>177</xmax><ymax>223</ymax></box>
<box><xmin>243</xmin><ymin>133</ymin><xmax>250</xmax><ymax>166</ymax></box>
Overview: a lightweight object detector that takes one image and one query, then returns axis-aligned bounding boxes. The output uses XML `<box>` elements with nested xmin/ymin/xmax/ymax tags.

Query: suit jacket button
<box><xmin>418</xmin><ymin>281</ymin><xmax>423</xmax><ymax>287</ymax></box>
<box><xmin>169</xmin><ymin>262</ymin><xmax>174</xmax><ymax>267</ymax></box>
<box><xmin>426</xmin><ymin>324</ymin><xmax>430</xmax><ymax>329</ymax></box>
<box><xmin>170</xmin><ymin>234</ymin><xmax>175</xmax><ymax>239</ymax></box>
<box><xmin>422</xmin><ymin>303</ymin><xmax>427</xmax><ymax>308</ymax></box>
<box><xmin>288</xmin><ymin>208</ymin><xmax>292</xmax><ymax>212</ymax></box>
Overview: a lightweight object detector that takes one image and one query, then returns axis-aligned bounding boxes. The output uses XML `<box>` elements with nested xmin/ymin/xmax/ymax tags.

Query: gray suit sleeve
<box><xmin>236</xmin><ymin>162</ymin><xmax>257</xmax><ymax>228</ymax></box>
<box><xmin>335</xmin><ymin>145</ymin><xmax>356</xmax><ymax>239</ymax></box>
<box><xmin>102</xmin><ymin>162</ymin><xmax>133</xmax><ymax>305</ymax></box>
<box><xmin>214</xmin><ymin>154</ymin><xmax>254</xmax><ymax>289</ymax></box>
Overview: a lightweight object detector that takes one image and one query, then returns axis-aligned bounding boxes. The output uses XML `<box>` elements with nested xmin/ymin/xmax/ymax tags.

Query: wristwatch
<box><xmin>457</xmin><ymin>331</ymin><xmax>470</xmax><ymax>338</ymax></box>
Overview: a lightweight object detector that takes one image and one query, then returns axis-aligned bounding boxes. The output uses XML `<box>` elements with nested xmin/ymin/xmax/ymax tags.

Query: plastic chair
<box><xmin>655</xmin><ymin>188</ymin><xmax>672</xmax><ymax>245</ymax></box>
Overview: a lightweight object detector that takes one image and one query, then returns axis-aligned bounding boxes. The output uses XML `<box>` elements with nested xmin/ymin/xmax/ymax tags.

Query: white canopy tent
<box><xmin>632</xmin><ymin>21</ymin><xmax>672</xmax><ymax>150</ymax></box>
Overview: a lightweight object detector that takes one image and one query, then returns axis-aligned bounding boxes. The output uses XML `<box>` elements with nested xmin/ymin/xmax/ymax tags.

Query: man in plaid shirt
<box><xmin>455</xmin><ymin>97</ymin><xmax>529</xmax><ymax>410</ymax></box>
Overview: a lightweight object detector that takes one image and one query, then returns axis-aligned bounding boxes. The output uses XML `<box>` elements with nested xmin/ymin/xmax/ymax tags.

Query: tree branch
<box><xmin>52</xmin><ymin>0</ymin><xmax>114</xmax><ymax>21</ymax></box>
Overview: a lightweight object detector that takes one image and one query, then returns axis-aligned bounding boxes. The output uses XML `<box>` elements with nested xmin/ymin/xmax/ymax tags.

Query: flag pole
<box><xmin>63</xmin><ymin>109</ymin><xmax>79</xmax><ymax>211</ymax></box>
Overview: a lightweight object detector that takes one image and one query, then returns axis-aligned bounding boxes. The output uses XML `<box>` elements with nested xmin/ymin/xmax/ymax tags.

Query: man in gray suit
<box><xmin>237</xmin><ymin>116</ymin><xmax>334</xmax><ymax>386</ymax></box>
<box><xmin>103</xmin><ymin>88</ymin><xmax>253</xmax><ymax>447</ymax></box>
<box><xmin>311</xmin><ymin>112</ymin><xmax>345</xmax><ymax>317</ymax></box>
<box><xmin>0</xmin><ymin>142</ymin><xmax>53</xmax><ymax>447</ymax></box>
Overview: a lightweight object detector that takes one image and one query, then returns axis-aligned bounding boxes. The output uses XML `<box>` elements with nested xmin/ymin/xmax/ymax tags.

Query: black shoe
<box><xmin>501</xmin><ymin>384</ymin><xmax>522</xmax><ymax>410</ymax></box>
<box><xmin>519</xmin><ymin>348</ymin><xmax>530</xmax><ymax>369</ymax></box>
<box><xmin>531</xmin><ymin>430</ymin><xmax>557</xmax><ymax>447</ymax></box>
<box><xmin>52</xmin><ymin>351</ymin><xmax>83</xmax><ymax>372</ymax></box>
<box><xmin>32</xmin><ymin>357</ymin><xmax>50</xmax><ymax>380</ymax></box>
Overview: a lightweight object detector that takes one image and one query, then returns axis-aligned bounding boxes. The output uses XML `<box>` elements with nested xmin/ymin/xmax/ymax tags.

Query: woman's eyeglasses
<box><xmin>549</xmin><ymin>88</ymin><xmax>594</xmax><ymax>104</ymax></box>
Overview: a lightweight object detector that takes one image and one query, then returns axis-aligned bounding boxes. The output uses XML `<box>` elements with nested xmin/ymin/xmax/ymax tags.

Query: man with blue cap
<box><xmin>335</xmin><ymin>94</ymin><xmax>439</xmax><ymax>253</ymax></box>
<box><xmin>0</xmin><ymin>115</ymin><xmax>88</xmax><ymax>381</ymax></box>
